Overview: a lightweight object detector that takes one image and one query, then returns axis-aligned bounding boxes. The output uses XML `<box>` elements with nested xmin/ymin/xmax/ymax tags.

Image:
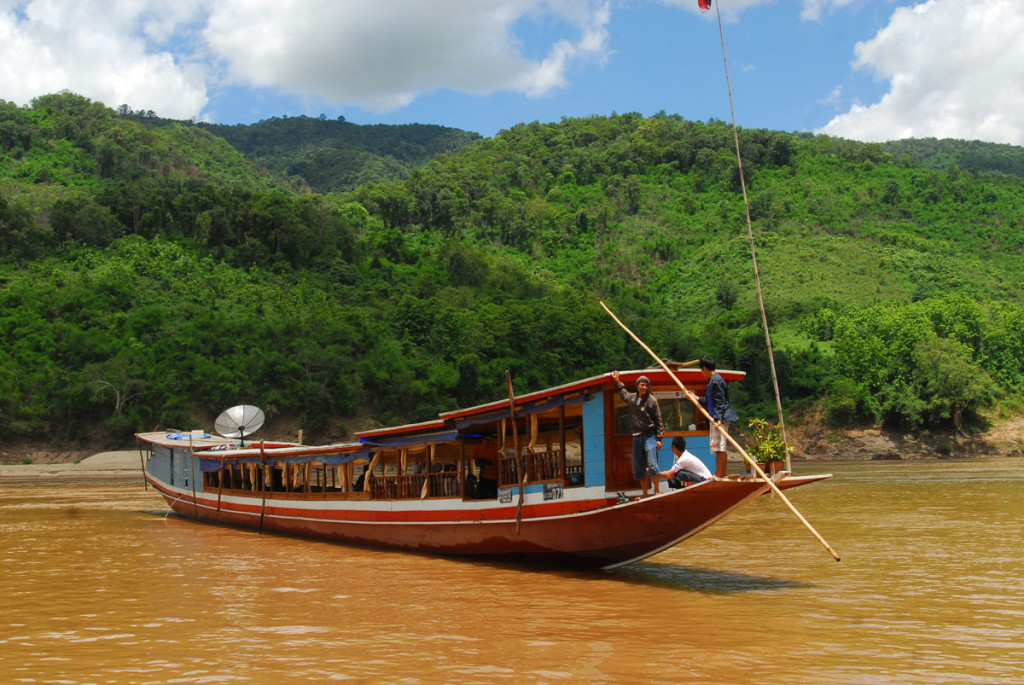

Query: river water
<box><xmin>1</xmin><ymin>459</ymin><xmax>1021</xmax><ymax>684</ymax></box>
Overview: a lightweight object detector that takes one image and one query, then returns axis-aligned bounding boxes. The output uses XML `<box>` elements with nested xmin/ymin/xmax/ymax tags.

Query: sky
<box><xmin>1</xmin><ymin>0</ymin><xmax>1022</xmax><ymax>145</ymax></box>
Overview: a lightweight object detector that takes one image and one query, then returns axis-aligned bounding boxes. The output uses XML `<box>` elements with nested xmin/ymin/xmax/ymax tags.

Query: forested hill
<box><xmin>119</xmin><ymin>106</ymin><xmax>482</xmax><ymax>193</ymax></box>
<box><xmin>881</xmin><ymin>138</ymin><xmax>1024</xmax><ymax>179</ymax></box>
<box><xmin>201</xmin><ymin>117</ymin><xmax>482</xmax><ymax>193</ymax></box>
<box><xmin>2</xmin><ymin>92</ymin><xmax>1024</xmax><ymax>453</ymax></box>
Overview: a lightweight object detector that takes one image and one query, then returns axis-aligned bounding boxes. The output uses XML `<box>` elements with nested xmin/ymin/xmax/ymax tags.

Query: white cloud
<box><xmin>820</xmin><ymin>0</ymin><xmax>1024</xmax><ymax>144</ymax></box>
<box><xmin>203</xmin><ymin>0</ymin><xmax>612</xmax><ymax>112</ymax></box>
<box><xmin>821</xmin><ymin>85</ymin><xmax>842</xmax><ymax>106</ymax></box>
<box><xmin>0</xmin><ymin>0</ymin><xmax>611</xmax><ymax>120</ymax></box>
<box><xmin>0</xmin><ymin>0</ymin><xmax>208</xmax><ymax>117</ymax></box>
<box><xmin>800</xmin><ymin>0</ymin><xmax>860</xmax><ymax>23</ymax></box>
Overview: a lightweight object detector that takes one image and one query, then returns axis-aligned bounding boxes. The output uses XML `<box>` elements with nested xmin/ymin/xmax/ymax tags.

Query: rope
<box><xmin>710</xmin><ymin>0</ymin><xmax>790</xmax><ymax>469</ymax></box>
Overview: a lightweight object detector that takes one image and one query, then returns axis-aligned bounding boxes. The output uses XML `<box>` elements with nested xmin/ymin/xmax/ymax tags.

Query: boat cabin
<box><xmin>139</xmin><ymin>366</ymin><xmax>742</xmax><ymax>503</ymax></box>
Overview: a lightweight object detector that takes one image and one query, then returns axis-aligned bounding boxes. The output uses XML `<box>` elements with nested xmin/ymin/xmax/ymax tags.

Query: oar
<box><xmin>599</xmin><ymin>300</ymin><xmax>841</xmax><ymax>562</ymax></box>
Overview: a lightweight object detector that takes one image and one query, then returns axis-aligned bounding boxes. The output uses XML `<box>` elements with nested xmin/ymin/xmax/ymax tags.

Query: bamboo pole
<box><xmin>136</xmin><ymin>437</ymin><xmax>148</xmax><ymax>490</ymax></box>
<box><xmin>216</xmin><ymin>460</ymin><xmax>225</xmax><ymax>512</ymax></box>
<box><xmin>258</xmin><ymin>440</ymin><xmax>268</xmax><ymax>534</ymax></box>
<box><xmin>188</xmin><ymin>434</ymin><xmax>198</xmax><ymax>518</ymax></box>
<box><xmin>599</xmin><ymin>300</ymin><xmax>840</xmax><ymax>562</ymax></box>
<box><xmin>506</xmin><ymin>370</ymin><xmax>526</xmax><ymax>535</ymax></box>
<box><xmin>421</xmin><ymin>444</ymin><xmax>434</xmax><ymax>500</ymax></box>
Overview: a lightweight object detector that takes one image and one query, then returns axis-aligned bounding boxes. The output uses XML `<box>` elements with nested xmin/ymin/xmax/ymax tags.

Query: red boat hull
<box><xmin>148</xmin><ymin>477</ymin><xmax>769</xmax><ymax>569</ymax></box>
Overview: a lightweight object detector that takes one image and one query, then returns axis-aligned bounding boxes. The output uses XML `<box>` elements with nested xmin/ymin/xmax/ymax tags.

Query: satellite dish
<box><xmin>214</xmin><ymin>405</ymin><xmax>265</xmax><ymax>445</ymax></box>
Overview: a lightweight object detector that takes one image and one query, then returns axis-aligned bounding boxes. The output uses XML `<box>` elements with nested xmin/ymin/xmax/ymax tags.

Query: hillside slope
<box><xmin>2</xmin><ymin>99</ymin><xmax>1024</xmax><ymax>448</ymax></box>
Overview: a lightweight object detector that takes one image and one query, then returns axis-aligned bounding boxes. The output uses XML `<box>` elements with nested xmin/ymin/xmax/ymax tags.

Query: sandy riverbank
<box><xmin>0</xmin><ymin>451</ymin><xmax>143</xmax><ymax>479</ymax></box>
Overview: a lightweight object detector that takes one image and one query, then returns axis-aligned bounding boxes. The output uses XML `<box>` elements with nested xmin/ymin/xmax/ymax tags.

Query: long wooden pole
<box><xmin>599</xmin><ymin>300</ymin><xmax>840</xmax><ymax>562</ymax></box>
<box><xmin>136</xmin><ymin>436</ymin><xmax>148</xmax><ymax>490</ymax></box>
<box><xmin>506</xmin><ymin>370</ymin><xmax>525</xmax><ymax>536</ymax></box>
<box><xmin>216</xmin><ymin>460</ymin><xmax>224</xmax><ymax>512</ymax></box>
<box><xmin>258</xmin><ymin>440</ymin><xmax>268</xmax><ymax>534</ymax></box>
<box><xmin>188</xmin><ymin>434</ymin><xmax>198</xmax><ymax>518</ymax></box>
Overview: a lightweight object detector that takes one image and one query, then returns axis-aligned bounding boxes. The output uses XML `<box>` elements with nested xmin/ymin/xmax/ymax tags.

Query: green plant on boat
<box><xmin>745</xmin><ymin>417</ymin><xmax>789</xmax><ymax>465</ymax></box>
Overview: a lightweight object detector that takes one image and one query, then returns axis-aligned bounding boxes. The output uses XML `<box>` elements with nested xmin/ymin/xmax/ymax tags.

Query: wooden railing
<box><xmin>499</xmin><ymin>449</ymin><xmax>563</xmax><ymax>487</ymax></box>
<box><xmin>428</xmin><ymin>471</ymin><xmax>460</xmax><ymax>497</ymax></box>
<box><xmin>203</xmin><ymin>467</ymin><xmax>372</xmax><ymax>500</ymax></box>
<box><xmin>369</xmin><ymin>472</ymin><xmax>460</xmax><ymax>499</ymax></box>
<box><xmin>205</xmin><ymin>454</ymin><xmax>581</xmax><ymax>501</ymax></box>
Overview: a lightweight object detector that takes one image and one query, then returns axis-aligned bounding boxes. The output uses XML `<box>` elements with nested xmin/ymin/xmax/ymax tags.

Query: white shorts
<box><xmin>709</xmin><ymin>422</ymin><xmax>730</xmax><ymax>452</ymax></box>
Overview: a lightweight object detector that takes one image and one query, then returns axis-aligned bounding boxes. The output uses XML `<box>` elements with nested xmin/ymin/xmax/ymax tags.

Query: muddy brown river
<box><xmin>1</xmin><ymin>458</ymin><xmax>1021</xmax><ymax>683</ymax></box>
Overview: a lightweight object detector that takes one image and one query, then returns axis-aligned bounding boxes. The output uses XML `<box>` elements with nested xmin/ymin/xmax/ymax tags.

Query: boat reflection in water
<box><xmin>137</xmin><ymin>367</ymin><xmax>829</xmax><ymax>569</ymax></box>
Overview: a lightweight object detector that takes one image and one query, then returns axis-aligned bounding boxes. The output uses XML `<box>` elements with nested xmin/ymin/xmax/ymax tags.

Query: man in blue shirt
<box><xmin>698</xmin><ymin>356</ymin><xmax>739</xmax><ymax>477</ymax></box>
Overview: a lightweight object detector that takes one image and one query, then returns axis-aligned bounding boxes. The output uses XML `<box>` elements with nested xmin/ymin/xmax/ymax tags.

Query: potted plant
<box><xmin>745</xmin><ymin>418</ymin><xmax>789</xmax><ymax>476</ymax></box>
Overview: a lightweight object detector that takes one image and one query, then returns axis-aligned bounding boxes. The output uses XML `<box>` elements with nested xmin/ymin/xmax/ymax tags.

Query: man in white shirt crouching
<box><xmin>656</xmin><ymin>436</ymin><xmax>713</xmax><ymax>489</ymax></box>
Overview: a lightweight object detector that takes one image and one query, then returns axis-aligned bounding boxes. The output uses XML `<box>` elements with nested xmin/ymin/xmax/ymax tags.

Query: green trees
<box><xmin>817</xmin><ymin>295</ymin><xmax>1017</xmax><ymax>429</ymax></box>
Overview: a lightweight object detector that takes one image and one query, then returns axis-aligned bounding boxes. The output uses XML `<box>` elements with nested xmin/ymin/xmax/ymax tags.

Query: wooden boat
<box><xmin>137</xmin><ymin>367</ymin><xmax>830</xmax><ymax>569</ymax></box>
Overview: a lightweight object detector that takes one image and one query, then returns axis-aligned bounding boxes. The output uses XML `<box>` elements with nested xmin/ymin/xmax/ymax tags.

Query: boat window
<box><xmin>614</xmin><ymin>389</ymin><xmax>708</xmax><ymax>435</ymax></box>
<box><xmin>470</xmin><ymin>401</ymin><xmax>586</xmax><ymax>492</ymax></box>
<box><xmin>203</xmin><ymin>458</ymin><xmax>371</xmax><ymax>498</ymax></box>
<box><xmin>614</xmin><ymin>403</ymin><xmax>632</xmax><ymax>435</ymax></box>
<box><xmin>660</xmin><ymin>397</ymin><xmax>706</xmax><ymax>433</ymax></box>
<box><xmin>366</xmin><ymin>446</ymin><xmax>461</xmax><ymax>500</ymax></box>
<box><xmin>563</xmin><ymin>404</ymin><xmax>584</xmax><ymax>487</ymax></box>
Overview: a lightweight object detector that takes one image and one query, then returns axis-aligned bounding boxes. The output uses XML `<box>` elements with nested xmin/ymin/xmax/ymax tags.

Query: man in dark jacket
<box><xmin>612</xmin><ymin>370</ymin><xmax>663</xmax><ymax>497</ymax></box>
<box><xmin>697</xmin><ymin>356</ymin><xmax>740</xmax><ymax>477</ymax></box>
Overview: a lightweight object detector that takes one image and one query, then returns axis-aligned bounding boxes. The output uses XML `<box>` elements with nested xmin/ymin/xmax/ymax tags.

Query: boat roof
<box><xmin>357</xmin><ymin>418</ymin><xmax>448</xmax><ymax>439</ymax></box>
<box><xmin>135</xmin><ymin>431</ymin><xmax>363</xmax><ymax>457</ymax></box>
<box><xmin>355</xmin><ymin>365</ymin><xmax>744</xmax><ymax>442</ymax></box>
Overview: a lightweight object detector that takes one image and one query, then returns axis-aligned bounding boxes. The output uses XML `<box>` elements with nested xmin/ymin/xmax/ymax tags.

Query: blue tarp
<box><xmin>358</xmin><ymin>429</ymin><xmax>459</xmax><ymax>448</ymax></box>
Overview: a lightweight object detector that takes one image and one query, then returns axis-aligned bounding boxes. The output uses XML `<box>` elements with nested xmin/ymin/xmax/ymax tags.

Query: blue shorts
<box><xmin>631</xmin><ymin>432</ymin><xmax>659</xmax><ymax>480</ymax></box>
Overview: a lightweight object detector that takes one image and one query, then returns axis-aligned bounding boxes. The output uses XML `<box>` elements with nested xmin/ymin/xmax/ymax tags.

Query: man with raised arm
<box><xmin>612</xmin><ymin>370</ymin><xmax>663</xmax><ymax>497</ymax></box>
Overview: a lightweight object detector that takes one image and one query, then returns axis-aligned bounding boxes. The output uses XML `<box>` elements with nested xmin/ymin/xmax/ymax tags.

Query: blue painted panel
<box><xmin>149</xmin><ymin>445</ymin><xmax>204</xmax><ymax>492</ymax></box>
<box><xmin>175</xmin><ymin>448</ymin><xmax>202</xmax><ymax>492</ymax></box>
<box><xmin>150</xmin><ymin>445</ymin><xmax>173</xmax><ymax>484</ymax></box>
<box><xmin>172</xmin><ymin>447</ymin><xmax>183</xmax><ymax>487</ymax></box>
<box><xmin>582</xmin><ymin>391</ymin><xmax>605</xmax><ymax>488</ymax></box>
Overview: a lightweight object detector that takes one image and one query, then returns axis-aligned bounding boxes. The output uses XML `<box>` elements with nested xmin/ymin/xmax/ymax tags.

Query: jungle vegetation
<box><xmin>2</xmin><ymin>92</ymin><xmax>1024</xmax><ymax>448</ymax></box>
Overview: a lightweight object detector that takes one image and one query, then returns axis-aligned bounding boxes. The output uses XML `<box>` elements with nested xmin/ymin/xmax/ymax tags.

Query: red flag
<box><xmin>698</xmin><ymin>0</ymin><xmax>711</xmax><ymax>11</ymax></box>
